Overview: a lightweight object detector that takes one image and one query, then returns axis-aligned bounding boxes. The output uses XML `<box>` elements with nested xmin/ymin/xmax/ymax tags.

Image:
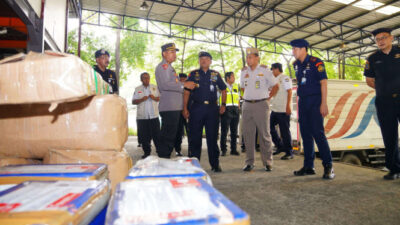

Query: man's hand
<box><xmin>219</xmin><ymin>105</ymin><xmax>226</xmax><ymax>115</ymax></box>
<box><xmin>182</xmin><ymin>108</ymin><xmax>190</xmax><ymax>119</ymax></box>
<box><xmin>149</xmin><ymin>94</ymin><xmax>156</xmax><ymax>100</ymax></box>
<box><xmin>184</xmin><ymin>81</ymin><xmax>196</xmax><ymax>90</ymax></box>
<box><xmin>286</xmin><ymin>105</ymin><xmax>292</xmax><ymax>116</ymax></box>
<box><xmin>142</xmin><ymin>96</ymin><xmax>149</xmax><ymax>101</ymax></box>
<box><xmin>320</xmin><ymin>103</ymin><xmax>329</xmax><ymax>117</ymax></box>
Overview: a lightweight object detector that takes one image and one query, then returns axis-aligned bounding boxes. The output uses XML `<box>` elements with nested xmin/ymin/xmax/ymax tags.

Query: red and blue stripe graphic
<box><xmin>325</xmin><ymin>91</ymin><xmax>378</xmax><ymax>139</ymax></box>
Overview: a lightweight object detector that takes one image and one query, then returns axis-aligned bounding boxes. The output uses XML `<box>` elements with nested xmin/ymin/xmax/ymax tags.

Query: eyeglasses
<box><xmin>375</xmin><ymin>35</ymin><xmax>390</xmax><ymax>42</ymax></box>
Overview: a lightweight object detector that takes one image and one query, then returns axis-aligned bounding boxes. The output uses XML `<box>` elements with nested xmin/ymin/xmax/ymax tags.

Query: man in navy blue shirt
<box><xmin>93</xmin><ymin>49</ymin><xmax>119</xmax><ymax>95</ymax></box>
<box><xmin>290</xmin><ymin>39</ymin><xmax>335</xmax><ymax>179</ymax></box>
<box><xmin>183</xmin><ymin>52</ymin><xmax>227</xmax><ymax>172</ymax></box>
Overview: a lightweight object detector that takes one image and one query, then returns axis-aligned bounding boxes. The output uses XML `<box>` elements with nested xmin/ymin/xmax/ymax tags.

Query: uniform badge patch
<box><xmin>260</xmin><ymin>64</ymin><xmax>268</xmax><ymax>69</ymax></box>
<box><xmin>310</xmin><ymin>57</ymin><xmax>317</xmax><ymax>62</ymax></box>
<box><xmin>365</xmin><ymin>61</ymin><xmax>370</xmax><ymax>70</ymax></box>
<box><xmin>257</xmin><ymin>73</ymin><xmax>264</xmax><ymax>76</ymax></box>
<box><xmin>395</xmin><ymin>54</ymin><xmax>400</xmax><ymax>58</ymax></box>
<box><xmin>162</xmin><ymin>64</ymin><xmax>168</xmax><ymax>70</ymax></box>
<box><xmin>317</xmin><ymin>65</ymin><xmax>325</xmax><ymax>72</ymax></box>
<box><xmin>285</xmin><ymin>78</ymin><xmax>290</xmax><ymax>82</ymax></box>
<box><xmin>245</xmin><ymin>74</ymin><xmax>249</xmax><ymax>78</ymax></box>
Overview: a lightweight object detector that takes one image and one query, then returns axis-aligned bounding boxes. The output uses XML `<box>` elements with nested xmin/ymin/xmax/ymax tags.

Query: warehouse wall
<box><xmin>44</xmin><ymin>0</ymin><xmax>67</xmax><ymax>52</ymax></box>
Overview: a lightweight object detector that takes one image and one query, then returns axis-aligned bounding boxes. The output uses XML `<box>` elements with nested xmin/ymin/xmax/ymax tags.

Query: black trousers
<box><xmin>174</xmin><ymin>114</ymin><xmax>189</xmax><ymax>153</ymax></box>
<box><xmin>375</xmin><ymin>95</ymin><xmax>400</xmax><ymax>173</ymax></box>
<box><xmin>137</xmin><ymin>118</ymin><xmax>160</xmax><ymax>156</ymax></box>
<box><xmin>158</xmin><ymin>111</ymin><xmax>181</xmax><ymax>158</ymax></box>
<box><xmin>220</xmin><ymin>106</ymin><xmax>239</xmax><ymax>153</ymax></box>
<box><xmin>270</xmin><ymin>111</ymin><xmax>293</xmax><ymax>155</ymax></box>
<box><xmin>188</xmin><ymin>103</ymin><xmax>220</xmax><ymax>169</ymax></box>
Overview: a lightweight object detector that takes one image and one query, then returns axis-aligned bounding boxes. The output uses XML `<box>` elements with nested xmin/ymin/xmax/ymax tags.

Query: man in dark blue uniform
<box><xmin>183</xmin><ymin>52</ymin><xmax>227</xmax><ymax>172</ymax></box>
<box><xmin>290</xmin><ymin>39</ymin><xmax>335</xmax><ymax>179</ymax></box>
<box><xmin>364</xmin><ymin>28</ymin><xmax>400</xmax><ymax>180</ymax></box>
<box><xmin>93</xmin><ymin>49</ymin><xmax>119</xmax><ymax>95</ymax></box>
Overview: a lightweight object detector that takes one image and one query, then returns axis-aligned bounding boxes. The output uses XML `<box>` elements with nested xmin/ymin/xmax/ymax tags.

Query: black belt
<box><xmin>194</xmin><ymin>100</ymin><xmax>217</xmax><ymax>105</ymax></box>
<box><xmin>244</xmin><ymin>98</ymin><xmax>267</xmax><ymax>103</ymax></box>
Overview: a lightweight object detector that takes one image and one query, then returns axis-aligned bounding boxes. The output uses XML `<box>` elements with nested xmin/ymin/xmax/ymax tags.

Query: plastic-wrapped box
<box><xmin>0</xmin><ymin>164</ymin><xmax>107</xmax><ymax>184</ymax></box>
<box><xmin>0</xmin><ymin>95</ymin><xmax>128</xmax><ymax>158</ymax></box>
<box><xmin>106</xmin><ymin>178</ymin><xmax>250</xmax><ymax>225</ymax></box>
<box><xmin>44</xmin><ymin>149</ymin><xmax>133</xmax><ymax>190</ymax></box>
<box><xmin>0</xmin><ymin>180</ymin><xmax>110</xmax><ymax>225</ymax></box>
<box><xmin>0</xmin><ymin>51</ymin><xmax>109</xmax><ymax>105</ymax></box>
<box><xmin>126</xmin><ymin>156</ymin><xmax>212</xmax><ymax>185</ymax></box>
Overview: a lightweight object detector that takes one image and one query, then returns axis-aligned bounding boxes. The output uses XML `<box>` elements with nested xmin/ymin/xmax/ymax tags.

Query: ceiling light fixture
<box><xmin>140</xmin><ymin>1</ymin><xmax>149</xmax><ymax>11</ymax></box>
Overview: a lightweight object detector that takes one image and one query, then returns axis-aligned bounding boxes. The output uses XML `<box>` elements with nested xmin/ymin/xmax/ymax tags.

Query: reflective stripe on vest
<box><xmin>220</xmin><ymin>83</ymin><xmax>240</xmax><ymax>106</ymax></box>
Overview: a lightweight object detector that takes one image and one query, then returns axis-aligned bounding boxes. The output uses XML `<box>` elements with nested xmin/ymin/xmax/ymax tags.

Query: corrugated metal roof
<box><xmin>81</xmin><ymin>0</ymin><xmax>400</xmax><ymax>58</ymax></box>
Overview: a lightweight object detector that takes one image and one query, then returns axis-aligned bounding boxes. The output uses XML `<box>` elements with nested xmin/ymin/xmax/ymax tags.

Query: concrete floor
<box><xmin>124</xmin><ymin>136</ymin><xmax>400</xmax><ymax>225</ymax></box>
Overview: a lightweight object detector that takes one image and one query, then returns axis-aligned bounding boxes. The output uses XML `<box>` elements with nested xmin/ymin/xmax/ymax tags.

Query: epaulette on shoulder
<box><xmin>241</xmin><ymin>66</ymin><xmax>248</xmax><ymax>71</ymax></box>
<box><xmin>260</xmin><ymin>64</ymin><xmax>268</xmax><ymax>69</ymax></box>
<box><xmin>310</xmin><ymin>56</ymin><xmax>317</xmax><ymax>62</ymax></box>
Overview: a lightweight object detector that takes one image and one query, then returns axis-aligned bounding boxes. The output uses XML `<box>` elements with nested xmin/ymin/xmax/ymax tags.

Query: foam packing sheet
<box><xmin>126</xmin><ymin>156</ymin><xmax>212</xmax><ymax>185</ymax></box>
<box><xmin>106</xmin><ymin>178</ymin><xmax>250</xmax><ymax>225</ymax></box>
<box><xmin>0</xmin><ymin>164</ymin><xmax>107</xmax><ymax>184</ymax></box>
<box><xmin>0</xmin><ymin>180</ymin><xmax>110</xmax><ymax>225</ymax></box>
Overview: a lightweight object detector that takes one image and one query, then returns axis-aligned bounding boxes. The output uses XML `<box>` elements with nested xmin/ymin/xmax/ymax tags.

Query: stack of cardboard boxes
<box><xmin>0</xmin><ymin>51</ymin><xmax>132</xmax><ymax>190</ymax></box>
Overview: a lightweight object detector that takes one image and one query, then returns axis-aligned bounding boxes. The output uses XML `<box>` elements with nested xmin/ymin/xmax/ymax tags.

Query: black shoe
<box><xmin>241</xmin><ymin>147</ymin><xmax>246</xmax><ymax>153</ymax></box>
<box><xmin>243</xmin><ymin>165</ymin><xmax>254</xmax><ymax>172</ymax></box>
<box><xmin>265</xmin><ymin>165</ymin><xmax>273</xmax><ymax>172</ymax></box>
<box><xmin>230</xmin><ymin>151</ymin><xmax>240</xmax><ymax>156</ymax></box>
<box><xmin>212</xmin><ymin>165</ymin><xmax>222</xmax><ymax>173</ymax></box>
<box><xmin>383</xmin><ymin>172</ymin><xmax>400</xmax><ymax>180</ymax></box>
<box><xmin>141</xmin><ymin>154</ymin><xmax>149</xmax><ymax>159</ymax></box>
<box><xmin>138</xmin><ymin>144</ymin><xmax>142</xmax><ymax>147</ymax></box>
<box><xmin>175</xmin><ymin>152</ymin><xmax>183</xmax><ymax>157</ymax></box>
<box><xmin>294</xmin><ymin>167</ymin><xmax>316</xmax><ymax>176</ymax></box>
<box><xmin>323</xmin><ymin>165</ymin><xmax>335</xmax><ymax>179</ymax></box>
<box><xmin>256</xmin><ymin>147</ymin><xmax>260</xmax><ymax>152</ymax></box>
<box><xmin>273</xmin><ymin>151</ymin><xmax>282</xmax><ymax>155</ymax></box>
<box><xmin>221</xmin><ymin>151</ymin><xmax>226</xmax><ymax>156</ymax></box>
<box><xmin>281</xmin><ymin>154</ymin><xmax>294</xmax><ymax>160</ymax></box>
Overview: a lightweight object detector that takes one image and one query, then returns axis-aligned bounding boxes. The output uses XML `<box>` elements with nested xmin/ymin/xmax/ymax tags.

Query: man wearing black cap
<box><xmin>183</xmin><ymin>51</ymin><xmax>227</xmax><ymax>172</ymax></box>
<box><xmin>364</xmin><ymin>28</ymin><xmax>400</xmax><ymax>180</ymax></box>
<box><xmin>94</xmin><ymin>49</ymin><xmax>119</xmax><ymax>95</ymax></box>
<box><xmin>290</xmin><ymin>38</ymin><xmax>335</xmax><ymax>179</ymax></box>
<box><xmin>174</xmin><ymin>73</ymin><xmax>190</xmax><ymax>156</ymax></box>
<box><xmin>155</xmin><ymin>43</ymin><xmax>196</xmax><ymax>158</ymax></box>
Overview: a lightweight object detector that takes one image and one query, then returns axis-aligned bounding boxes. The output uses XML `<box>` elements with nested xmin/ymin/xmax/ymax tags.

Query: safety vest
<box><xmin>220</xmin><ymin>83</ymin><xmax>240</xmax><ymax>106</ymax></box>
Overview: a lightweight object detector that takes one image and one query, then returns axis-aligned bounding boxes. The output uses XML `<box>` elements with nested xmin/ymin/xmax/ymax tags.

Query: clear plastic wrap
<box><xmin>0</xmin><ymin>51</ymin><xmax>109</xmax><ymax>105</ymax></box>
<box><xmin>0</xmin><ymin>180</ymin><xmax>110</xmax><ymax>225</ymax></box>
<box><xmin>0</xmin><ymin>164</ymin><xmax>108</xmax><ymax>184</ymax></box>
<box><xmin>126</xmin><ymin>156</ymin><xmax>212</xmax><ymax>185</ymax></box>
<box><xmin>106</xmin><ymin>178</ymin><xmax>250</xmax><ymax>225</ymax></box>
<box><xmin>0</xmin><ymin>95</ymin><xmax>128</xmax><ymax>158</ymax></box>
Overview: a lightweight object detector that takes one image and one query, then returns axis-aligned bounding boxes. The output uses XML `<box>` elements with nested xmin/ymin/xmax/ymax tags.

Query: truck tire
<box><xmin>342</xmin><ymin>153</ymin><xmax>362</xmax><ymax>166</ymax></box>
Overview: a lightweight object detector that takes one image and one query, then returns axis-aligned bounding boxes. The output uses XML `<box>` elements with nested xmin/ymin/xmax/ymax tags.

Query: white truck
<box><xmin>290</xmin><ymin>79</ymin><xmax>392</xmax><ymax>167</ymax></box>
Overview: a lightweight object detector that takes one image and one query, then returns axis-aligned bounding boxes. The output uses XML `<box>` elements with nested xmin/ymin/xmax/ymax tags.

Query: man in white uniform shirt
<box><xmin>270</xmin><ymin>63</ymin><xmax>294</xmax><ymax>160</ymax></box>
<box><xmin>241</xmin><ymin>48</ymin><xmax>279</xmax><ymax>172</ymax></box>
<box><xmin>132</xmin><ymin>72</ymin><xmax>160</xmax><ymax>159</ymax></box>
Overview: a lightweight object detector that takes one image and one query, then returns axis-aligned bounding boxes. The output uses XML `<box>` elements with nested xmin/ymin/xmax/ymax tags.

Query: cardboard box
<box><xmin>44</xmin><ymin>149</ymin><xmax>133</xmax><ymax>190</ymax></box>
<box><xmin>106</xmin><ymin>178</ymin><xmax>250</xmax><ymax>225</ymax></box>
<box><xmin>0</xmin><ymin>158</ymin><xmax>41</xmax><ymax>167</ymax></box>
<box><xmin>0</xmin><ymin>51</ymin><xmax>109</xmax><ymax>105</ymax></box>
<box><xmin>0</xmin><ymin>164</ymin><xmax>108</xmax><ymax>184</ymax></box>
<box><xmin>0</xmin><ymin>180</ymin><xmax>110</xmax><ymax>225</ymax></box>
<box><xmin>0</xmin><ymin>95</ymin><xmax>128</xmax><ymax>158</ymax></box>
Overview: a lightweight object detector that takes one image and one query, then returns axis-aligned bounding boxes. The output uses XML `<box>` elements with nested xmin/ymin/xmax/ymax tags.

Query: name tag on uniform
<box><xmin>301</xmin><ymin>77</ymin><xmax>306</xmax><ymax>85</ymax></box>
<box><xmin>255</xmin><ymin>81</ymin><xmax>260</xmax><ymax>89</ymax></box>
<box><xmin>257</xmin><ymin>73</ymin><xmax>264</xmax><ymax>77</ymax></box>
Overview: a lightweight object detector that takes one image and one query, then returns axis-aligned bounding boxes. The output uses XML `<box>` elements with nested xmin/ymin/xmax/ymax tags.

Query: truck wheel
<box><xmin>342</xmin><ymin>153</ymin><xmax>362</xmax><ymax>166</ymax></box>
